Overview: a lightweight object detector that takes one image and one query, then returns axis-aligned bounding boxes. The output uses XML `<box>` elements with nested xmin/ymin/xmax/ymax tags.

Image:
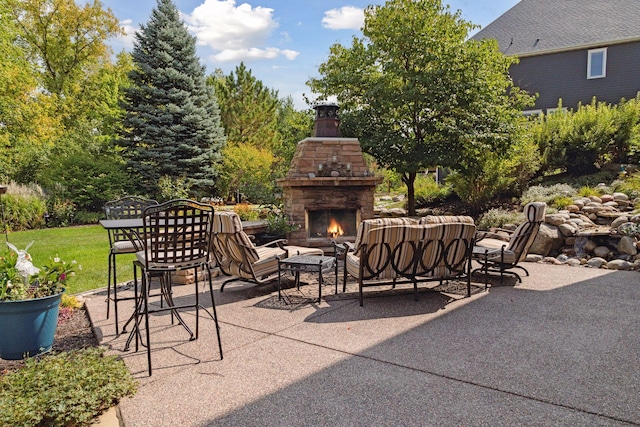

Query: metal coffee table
<box><xmin>277</xmin><ymin>255</ymin><xmax>338</xmax><ymax>302</ymax></box>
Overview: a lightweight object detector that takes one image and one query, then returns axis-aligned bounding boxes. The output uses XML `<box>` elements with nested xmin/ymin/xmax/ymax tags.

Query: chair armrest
<box><xmin>333</xmin><ymin>241</ymin><xmax>354</xmax><ymax>259</ymax></box>
<box><xmin>256</xmin><ymin>239</ymin><xmax>286</xmax><ymax>249</ymax></box>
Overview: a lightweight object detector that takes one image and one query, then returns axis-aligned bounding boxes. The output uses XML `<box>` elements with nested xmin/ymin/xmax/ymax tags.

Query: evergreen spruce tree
<box><xmin>120</xmin><ymin>0</ymin><xmax>225</xmax><ymax>197</ymax></box>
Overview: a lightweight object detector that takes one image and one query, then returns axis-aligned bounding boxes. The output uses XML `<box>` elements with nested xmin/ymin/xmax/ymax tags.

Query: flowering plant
<box><xmin>0</xmin><ymin>242</ymin><xmax>78</xmax><ymax>301</ymax></box>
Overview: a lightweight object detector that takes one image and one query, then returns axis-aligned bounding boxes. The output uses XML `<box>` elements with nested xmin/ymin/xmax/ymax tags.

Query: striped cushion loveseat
<box><xmin>341</xmin><ymin>217</ymin><xmax>476</xmax><ymax>306</ymax></box>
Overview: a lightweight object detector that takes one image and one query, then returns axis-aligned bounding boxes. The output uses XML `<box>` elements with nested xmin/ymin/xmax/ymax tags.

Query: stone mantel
<box><xmin>278</xmin><ymin>176</ymin><xmax>382</xmax><ymax>188</ymax></box>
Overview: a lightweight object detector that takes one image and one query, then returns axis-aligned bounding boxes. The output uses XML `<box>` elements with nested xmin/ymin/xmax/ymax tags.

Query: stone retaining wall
<box><xmin>527</xmin><ymin>192</ymin><xmax>640</xmax><ymax>270</ymax></box>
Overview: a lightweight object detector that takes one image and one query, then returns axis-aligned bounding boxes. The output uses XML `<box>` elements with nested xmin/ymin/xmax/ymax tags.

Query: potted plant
<box><xmin>0</xmin><ymin>241</ymin><xmax>78</xmax><ymax>360</ymax></box>
<box><xmin>264</xmin><ymin>209</ymin><xmax>299</xmax><ymax>240</ymax></box>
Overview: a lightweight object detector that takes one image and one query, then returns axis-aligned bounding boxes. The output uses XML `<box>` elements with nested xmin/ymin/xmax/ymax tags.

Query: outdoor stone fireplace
<box><xmin>277</xmin><ymin>104</ymin><xmax>382</xmax><ymax>250</ymax></box>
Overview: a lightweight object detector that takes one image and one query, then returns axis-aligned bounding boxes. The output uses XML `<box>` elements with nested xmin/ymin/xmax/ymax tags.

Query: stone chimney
<box><xmin>313</xmin><ymin>102</ymin><xmax>341</xmax><ymax>137</ymax></box>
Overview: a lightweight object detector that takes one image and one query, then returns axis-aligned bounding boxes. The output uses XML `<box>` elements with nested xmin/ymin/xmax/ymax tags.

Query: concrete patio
<box><xmin>84</xmin><ymin>262</ymin><xmax>640</xmax><ymax>426</ymax></box>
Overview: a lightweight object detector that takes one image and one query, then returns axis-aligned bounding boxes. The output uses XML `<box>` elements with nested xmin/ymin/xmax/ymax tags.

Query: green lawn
<box><xmin>4</xmin><ymin>225</ymin><xmax>135</xmax><ymax>295</ymax></box>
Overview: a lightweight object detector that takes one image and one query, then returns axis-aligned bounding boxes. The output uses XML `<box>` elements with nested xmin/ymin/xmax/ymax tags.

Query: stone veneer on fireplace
<box><xmin>277</xmin><ymin>136</ymin><xmax>382</xmax><ymax>250</ymax></box>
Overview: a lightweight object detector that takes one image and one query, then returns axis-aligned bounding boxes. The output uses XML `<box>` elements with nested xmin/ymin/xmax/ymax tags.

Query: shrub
<box><xmin>532</xmin><ymin>97</ymin><xmax>640</xmax><ymax>176</ymax></box>
<box><xmin>73</xmin><ymin>210</ymin><xmax>102</xmax><ymax>225</ymax></box>
<box><xmin>38</xmin><ymin>150</ymin><xmax>132</xmax><ymax>212</ymax></box>
<box><xmin>219</xmin><ymin>144</ymin><xmax>276</xmax><ymax>204</ymax></box>
<box><xmin>264</xmin><ymin>207</ymin><xmax>299</xmax><ymax>236</ymax></box>
<box><xmin>0</xmin><ymin>347</ymin><xmax>136</xmax><ymax>426</ymax></box>
<box><xmin>414</xmin><ymin>174</ymin><xmax>451</xmax><ymax>206</ymax></box>
<box><xmin>46</xmin><ymin>198</ymin><xmax>77</xmax><ymax>227</ymax></box>
<box><xmin>477</xmin><ymin>208</ymin><xmax>525</xmax><ymax>230</ymax></box>
<box><xmin>576</xmin><ymin>186</ymin><xmax>601</xmax><ymax>197</ymax></box>
<box><xmin>612</xmin><ymin>171</ymin><xmax>640</xmax><ymax>199</ymax></box>
<box><xmin>520</xmin><ymin>183</ymin><xmax>576</xmax><ymax>205</ymax></box>
<box><xmin>61</xmin><ymin>294</ymin><xmax>83</xmax><ymax>309</ymax></box>
<box><xmin>233</xmin><ymin>203</ymin><xmax>259</xmax><ymax>221</ymax></box>
<box><xmin>550</xmin><ymin>195</ymin><xmax>574</xmax><ymax>209</ymax></box>
<box><xmin>1</xmin><ymin>183</ymin><xmax>47</xmax><ymax>231</ymax></box>
<box><xmin>377</xmin><ymin>168</ymin><xmax>404</xmax><ymax>193</ymax></box>
<box><xmin>158</xmin><ymin>175</ymin><xmax>191</xmax><ymax>202</ymax></box>
<box><xmin>448</xmin><ymin>156</ymin><xmax>514</xmax><ymax>207</ymax></box>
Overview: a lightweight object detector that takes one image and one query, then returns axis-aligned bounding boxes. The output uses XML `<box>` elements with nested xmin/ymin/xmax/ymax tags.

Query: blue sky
<box><xmin>100</xmin><ymin>0</ymin><xmax>520</xmax><ymax>109</ymax></box>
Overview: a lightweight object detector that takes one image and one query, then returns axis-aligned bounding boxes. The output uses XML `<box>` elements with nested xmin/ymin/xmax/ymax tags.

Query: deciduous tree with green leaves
<box><xmin>308</xmin><ymin>0</ymin><xmax>534</xmax><ymax>213</ymax></box>
<box><xmin>120</xmin><ymin>0</ymin><xmax>225</xmax><ymax>197</ymax></box>
<box><xmin>3</xmin><ymin>0</ymin><xmax>130</xmax><ymax>206</ymax></box>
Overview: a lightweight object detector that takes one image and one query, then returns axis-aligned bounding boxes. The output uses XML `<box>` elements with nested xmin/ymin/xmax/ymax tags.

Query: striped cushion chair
<box><xmin>211</xmin><ymin>211</ymin><xmax>323</xmax><ymax>291</ymax></box>
<box><xmin>473</xmin><ymin>202</ymin><xmax>546</xmax><ymax>284</ymax></box>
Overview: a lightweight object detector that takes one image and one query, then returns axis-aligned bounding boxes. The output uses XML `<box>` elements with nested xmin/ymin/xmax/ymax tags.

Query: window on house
<box><xmin>522</xmin><ymin>109</ymin><xmax>542</xmax><ymax>118</ymax></box>
<box><xmin>547</xmin><ymin>107</ymin><xmax>567</xmax><ymax>115</ymax></box>
<box><xmin>587</xmin><ymin>48</ymin><xmax>607</xmax><ymax>79</ymax></box>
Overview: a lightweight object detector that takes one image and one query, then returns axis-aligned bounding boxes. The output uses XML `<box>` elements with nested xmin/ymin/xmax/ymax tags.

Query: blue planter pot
<box><xmin>0</xmin><ymin>291</ymin><xmax>64</xmax><ymax>360</ymax></box>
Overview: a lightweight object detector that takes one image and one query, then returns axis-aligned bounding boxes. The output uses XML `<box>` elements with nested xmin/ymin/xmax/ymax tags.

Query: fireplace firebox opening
<box><xmin>307</xmin><ymin>209</ymin><xmax>357</xmax><ymax>240</ymax></box>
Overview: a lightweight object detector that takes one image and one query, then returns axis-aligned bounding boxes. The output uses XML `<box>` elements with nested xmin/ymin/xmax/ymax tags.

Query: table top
<box><xmin>279</xmin><ymin>254</ymin><xmax>336</xmax><ymax>268</ymax></box>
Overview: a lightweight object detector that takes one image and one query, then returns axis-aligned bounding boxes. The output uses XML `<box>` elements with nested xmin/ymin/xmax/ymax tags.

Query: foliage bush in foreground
<box><xmin>0</xmin><ymin>347</ymin><xmax>136</xmax><ymax>427</ymax></box>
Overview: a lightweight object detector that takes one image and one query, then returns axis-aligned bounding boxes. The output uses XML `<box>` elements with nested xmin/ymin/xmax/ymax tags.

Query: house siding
<box><xmin>510</xmin><ymin>41</ymin><xmax>640</xmax><ymax>111</ymax></box>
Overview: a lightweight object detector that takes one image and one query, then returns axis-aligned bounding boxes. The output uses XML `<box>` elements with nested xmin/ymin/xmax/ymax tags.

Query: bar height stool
<box><xmin>131</xmin><ymin>199</ymin><xmax>223</xmax><ymax>376</ymax></box>
<box><xmin>103</xmin><ymin>196</ymin><xmax>158</xmax><ymax>334</ymax></box>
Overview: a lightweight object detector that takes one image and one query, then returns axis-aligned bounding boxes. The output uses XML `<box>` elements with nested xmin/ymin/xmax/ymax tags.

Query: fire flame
<box><xmin>327</xmin><ymin>218</ymin><xmax>344</xmax><ymax>238</ymax></box>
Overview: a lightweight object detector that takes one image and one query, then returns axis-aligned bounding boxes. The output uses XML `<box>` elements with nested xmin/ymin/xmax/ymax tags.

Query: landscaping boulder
<box><xmin>617</xmin><ymin>236</ymin><xmax>638</xmax><ymax>256</ymax></box>
<box><xmin>529</xmin><ymin>223</ymin><xmax>562</xmax><ymax>256</ymax></box>
<box><xmin>611</xmin><ymin>216</ymin><xmax>630</xmax><ymax>229</ymax></box>
<box><xmin>587</xmin><ymin>257</ymin><xmax>607</xmax><ymax>268</ymax></box>
<box><xmin>545</xmin><ymin>213</ymin><xmax>570</xmax><ymax>226</ymax></box>
<box><xmin>593</xmin><ymin>246</ymin><xmax>611</xmax><ymax>258</ymax></box>
<box><xmin>607</xmin><ymin>259</ymin><xmax>633</xmax><ymax>270</ymax></box>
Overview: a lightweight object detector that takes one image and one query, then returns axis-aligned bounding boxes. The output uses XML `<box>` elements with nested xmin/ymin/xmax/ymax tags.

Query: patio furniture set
<box><xmin>100</xmin><ymin>196</ymin><xmax>546</xmax><ymax>375</ymax></box>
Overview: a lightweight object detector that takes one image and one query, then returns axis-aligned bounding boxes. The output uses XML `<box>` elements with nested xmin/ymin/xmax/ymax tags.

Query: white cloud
<box><xmin>115</xmin><ymin>19</ymin><xmax>136</xmax><ymax>49</ymax></box>
<box><xmin>212</xmin><ymin>47</ymin><xmax>299</xmax><ymax>62</ymax></box>
<box><xmin>321</xmin><ymin>6</ymin><xmax>364</xmax><ymax>30</ymax></box>
<box><xmin>183</xmin><ymin>0</ymin><xmax>299</xmax><ymax>62</ymax></box>
<box><xmin>281</xmin><ymin>49</ymin><xmax>299</xmax><ymax>60</ymax></box>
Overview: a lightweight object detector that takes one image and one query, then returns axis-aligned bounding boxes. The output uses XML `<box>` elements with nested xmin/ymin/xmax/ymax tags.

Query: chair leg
<box><xmin>112</xmin><ymin>255</ymin><xmax>120</xmax><ymax>335</ymax></box>
<box><xmin>206</xmin><ymin>267</ymin><xmax>223</xmax><ymax>360</ymax></box>
<box><xmin>513</xmin><ymin>265</ymin><xmax>530</xmax><ymax>277</ymax></box>
<box><xmin>194</xmin><ymin>268</ymin><xmax>199</xmax><ymax>340</ymax></box>
<box><xmin>108</xmin><ymin>252</ymin><xmax>121</xmax><ymax>334</ymax></box>
<box><xmin>107</xmin><ymin>253</ymin><xmax>112</xmax><ymax>319</ymax></box>
<box><xmin>142</xmin><ymin>270</ymin><xmax>152</xmax><ymax>376</ymax></box>
<box><xmin>220</xmin><ymin>277</ymin><xmax>240</xmax><ymax>292</ymax></box>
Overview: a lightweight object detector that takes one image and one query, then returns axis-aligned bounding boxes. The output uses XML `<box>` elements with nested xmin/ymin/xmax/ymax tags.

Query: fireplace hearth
<box><xmin>277</xmin><ymin>103</ymin><xmax>382</xmax><ymax>250</ymax></box>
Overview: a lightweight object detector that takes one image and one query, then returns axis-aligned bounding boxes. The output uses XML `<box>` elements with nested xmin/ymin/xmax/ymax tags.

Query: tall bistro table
<box><xmin>277</xmin><ymin>254</ymin><xmax>338</xmax><ymax>303</ymax></box>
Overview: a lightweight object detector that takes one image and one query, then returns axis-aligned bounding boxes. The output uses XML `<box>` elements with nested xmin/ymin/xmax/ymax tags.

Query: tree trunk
<box><xmin>404</xmin><ymin>171</ymin><xmax>417</xmax><ymax>217</ymax></box>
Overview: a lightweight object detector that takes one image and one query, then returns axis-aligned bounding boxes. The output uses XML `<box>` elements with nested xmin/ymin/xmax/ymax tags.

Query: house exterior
<box><xmin>472</xmin><ymin>0</ymin><xmax>640</xmax><ymax>114</ymax></box>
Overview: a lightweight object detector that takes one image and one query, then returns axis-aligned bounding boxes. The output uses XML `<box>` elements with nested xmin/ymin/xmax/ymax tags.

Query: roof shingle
<box><xmin>471</xmin><ymin>0</ymin><xmax>640</xmax><ymax>56</ymax></box>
